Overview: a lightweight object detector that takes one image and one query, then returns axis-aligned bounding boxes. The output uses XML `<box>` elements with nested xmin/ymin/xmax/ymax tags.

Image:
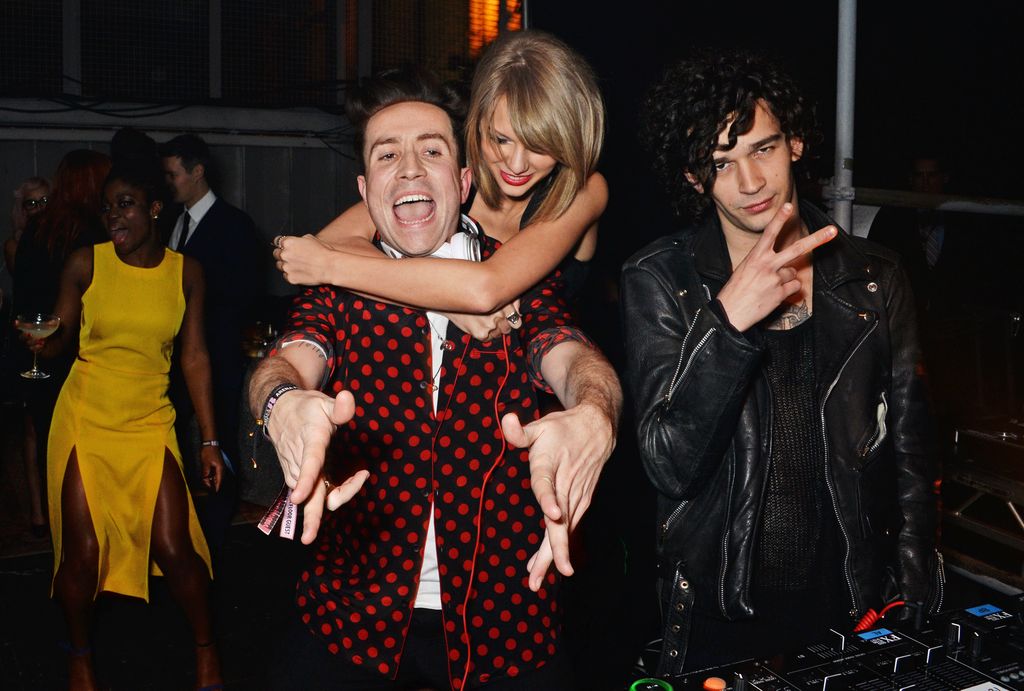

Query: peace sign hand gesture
<box><xmin>716</xmin><ymin>203</ymin><xmax>837</xmax><ymax>332</ymax></box>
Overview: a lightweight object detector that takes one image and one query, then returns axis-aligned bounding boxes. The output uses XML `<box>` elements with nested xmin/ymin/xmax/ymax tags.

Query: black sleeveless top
<box><xmin>465</xmin><ymin>173</ymin><xmax>591</xmax><ymax>302</ymax></box>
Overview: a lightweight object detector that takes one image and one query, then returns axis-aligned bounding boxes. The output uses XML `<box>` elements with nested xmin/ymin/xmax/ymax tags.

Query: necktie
<box><xmin>919</xmin><ymin>222</ymin><xmax>942</xmax><ymax>268</ymax></box>
<box><xmin>176</xmin><ymin>212</ymin><xmax>191</xmax><ymax>251</ymax></box>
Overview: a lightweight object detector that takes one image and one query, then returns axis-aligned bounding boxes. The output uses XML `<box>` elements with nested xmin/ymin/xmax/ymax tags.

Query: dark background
<box><xmin>532</xmin><ymin>0</ymin><xmax>1024</xmax><ymax>263</ymax></box>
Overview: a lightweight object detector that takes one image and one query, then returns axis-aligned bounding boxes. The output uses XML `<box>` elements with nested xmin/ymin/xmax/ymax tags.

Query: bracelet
<box><xmin>201</xmin><ymin>440</ymin><xmax>220</xmax><ymax>448</ymax></box>
<box><xmin>261</xmin><ymin>383</ymin><xmax>300</xmax><ymax>439</ymax></box>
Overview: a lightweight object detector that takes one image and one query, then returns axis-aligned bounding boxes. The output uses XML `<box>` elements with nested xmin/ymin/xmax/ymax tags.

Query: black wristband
<box><xmin>261</xmin><ymin>383</ymin><xmax>299</xmax><ymax>439</ymax></box>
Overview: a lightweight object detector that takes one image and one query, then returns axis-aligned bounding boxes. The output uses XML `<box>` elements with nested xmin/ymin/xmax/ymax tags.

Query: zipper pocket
<box><xmin>859</xmin><ymin>392</ymin><xmax>889</xmax><ymax>459</ymax></box>
<box><xmin>661</xmin><ymin>308</ymin><xmax>699</xmax><ymax>407</ymax></box>
<box><xmin>665</xmin><ymin>323</ymin><xmax>716</xmax><ymax>405</ymax></box>
<box><xmin>661</xmin><ymin>500</ymin><xmax>690</xmax><ymax>541</ymax></box>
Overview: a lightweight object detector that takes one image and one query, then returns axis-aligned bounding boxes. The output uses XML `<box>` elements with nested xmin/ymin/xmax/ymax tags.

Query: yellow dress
<box><xmin>48</xmin><ymin>242</ymin><xmax>212</xmax><ymax>601</ymax></box>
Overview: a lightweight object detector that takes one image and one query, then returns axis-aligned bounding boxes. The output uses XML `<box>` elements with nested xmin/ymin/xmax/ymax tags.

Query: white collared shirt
<box><xmin>380</xmin><ymin>225</ymin><xmax>481</xmax><ymax>611</ymax></box>
<box><xmin>168</xmin><ymin>189</ymin><xmax>217</xmax><ymax>249</ymax></box>
<box><xmin>279</xmin><ymin>218</ymin><xmax>483</xmax><ymax>610</ymax></box>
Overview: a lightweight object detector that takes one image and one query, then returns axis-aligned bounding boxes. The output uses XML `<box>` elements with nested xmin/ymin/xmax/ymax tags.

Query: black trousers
<box><xmin>271</xmin><ymin>608</ymin><xmax>575</xmax><ymax>690</ymax></box>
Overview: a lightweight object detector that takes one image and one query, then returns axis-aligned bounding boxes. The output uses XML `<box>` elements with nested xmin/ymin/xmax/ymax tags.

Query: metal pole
<box><xmin>62</xmin><ymin>0</ymin><xmax>81</xmax><ymax>96</ymax></box>
<box><xmin>832</xmin><ymin>0</ymin><xmax>857</xmax><ymax>231</ymax></box>
<box><xmin>209</xmin><ymin>0</ymin><xmax>222</xmax><ymax>99</ymax></box>
<box><xmin>336</xmin><ymin>0</ymin><xmax>347</xmax><ymax>105</ymax></box>
<box><xmin>358</xmin><ymin>0</ymin><xmax>373</xmax><ymax>80</ymax></box>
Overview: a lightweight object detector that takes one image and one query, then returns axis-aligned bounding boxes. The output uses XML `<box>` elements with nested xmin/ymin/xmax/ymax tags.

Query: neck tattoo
<box><xmin>765</xmin><ymin>300</ymin><xmax>811</xmax><ymax>331</ymax></box>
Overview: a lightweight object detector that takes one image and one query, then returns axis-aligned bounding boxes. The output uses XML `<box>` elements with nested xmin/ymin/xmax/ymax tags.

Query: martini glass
<box><xmin>16</xmin><ymin>313</ymin><xmax>61</xmax><ymax>379</ymax></box>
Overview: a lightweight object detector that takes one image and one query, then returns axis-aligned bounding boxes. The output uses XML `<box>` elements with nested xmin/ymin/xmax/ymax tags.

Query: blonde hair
<box><xmin>466</xmin><ymin>30</ymin><xmax>604</xmax><ymax>223</ymax></box>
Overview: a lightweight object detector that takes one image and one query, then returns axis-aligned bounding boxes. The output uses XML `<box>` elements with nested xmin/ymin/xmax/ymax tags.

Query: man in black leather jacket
<box><xmin>621</xmin><ymin>52</ymin><xmax>941</xmax><ymax>674</ymax></box>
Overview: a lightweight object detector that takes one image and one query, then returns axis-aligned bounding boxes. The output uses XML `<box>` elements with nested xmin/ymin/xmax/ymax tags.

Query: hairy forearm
<box><xmin>248</xmin><ymin>354</ymin><xmax>304</xmax><ymax>418</ymax></box>
<box><xmin>542</xmin><ymin>341</ymin><xmax>622</xmax><ymax>435</ymax></box>
<box><xmin>249</xmin><ymin>339</ymin><xmax>330</xmax><ymax>412</ymax></box>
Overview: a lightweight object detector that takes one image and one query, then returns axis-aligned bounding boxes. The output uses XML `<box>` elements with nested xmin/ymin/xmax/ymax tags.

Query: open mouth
<box><xmin>500</xmin><ymin>171</ymin><xmax>533</xmax><ymax>186</ymax></box>
<box><xmin>108</xmin><ymin>227</ymin><xmax>129</xmax><ymax>245</ymax></box>
<box><xmin>393</xmin><ymin>194</ymin><xmax>436</xmax><ymax>224</ymax></box>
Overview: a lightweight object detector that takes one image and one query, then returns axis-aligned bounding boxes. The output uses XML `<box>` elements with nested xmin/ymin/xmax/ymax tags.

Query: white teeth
<box><xmin>394</xmin><ymin>194</ymin><xmax>431</xmax><ymax>206</ymax></box>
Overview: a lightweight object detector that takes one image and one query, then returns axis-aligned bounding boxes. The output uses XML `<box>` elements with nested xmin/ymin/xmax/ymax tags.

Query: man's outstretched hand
<box><xmin>502</xmin><ymin>403</ymin><xmax>614</xmax><ymax>592</ymax></box>
<box><xmin>266</xmin><ymin>389</ymin><xmax>367</xmax><ymax>543</ymax></box>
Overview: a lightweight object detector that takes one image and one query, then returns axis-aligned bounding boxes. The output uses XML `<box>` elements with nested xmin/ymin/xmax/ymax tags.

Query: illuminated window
<box><xmin>469</xmin><ymin>0</ymin><xmax>523</xmax><ymax>58</ymax></box>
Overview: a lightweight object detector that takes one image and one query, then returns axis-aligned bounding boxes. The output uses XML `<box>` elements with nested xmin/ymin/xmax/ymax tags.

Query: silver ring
<box><xmin>506</xmin><ymin>311</ymin><xmax>521</xmax><ymax>326</ymax></box>
<box><xmin>323</xmin><ymin>478</ymin><xmax>332</xmax><ymax>493</ymax></box>
<box><xmin>273</xmin><ymin>235</ymin><xmax>283</xmax><ymax>249</ymax></box>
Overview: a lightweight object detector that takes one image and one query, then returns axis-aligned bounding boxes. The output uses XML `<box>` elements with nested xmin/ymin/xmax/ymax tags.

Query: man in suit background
<box><xmin>868</xmin><ymin>155</ymin><xmax>1023</xmax><ymax>429</ymax></box>
<box><xmin>161</xmin><ymin>134</ymin><xmax>265</xmax><ymax>559</ymax></box>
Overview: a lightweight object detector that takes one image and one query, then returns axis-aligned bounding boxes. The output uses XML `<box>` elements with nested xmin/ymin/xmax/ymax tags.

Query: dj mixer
<box><xmin>630</xmin><ymin>596</ymin><xmax>1024</xmax><ymax>691</ymax></box>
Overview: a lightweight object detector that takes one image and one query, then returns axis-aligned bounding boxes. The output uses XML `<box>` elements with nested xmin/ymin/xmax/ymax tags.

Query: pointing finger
<box><xmin>291</xmin><ymin>423</ymin><xmax>331</xmax><ymax>504</ymax></box>
<box><xmin>754</xmin><ymin>202</ymin><xmax>795</xmax><ymax>253</ymax></box>
<box><xmin>301</xmin><ymin>482</ymin><xmax>326</xmax><ymax>545</ymax></box>
<box><xmin>325</xmin><ymin>470</ymin><xmax>370</xmax><ymax>511</ymax></box>
<box><xmin>776</xmin><ymin>225</ymin><xmax>837</xmax><ymax>266</ymax></box>
<box><xmin>528</xmin><ymin>533</ymin><xmax>554</xmax><ymax>592</ymax></box>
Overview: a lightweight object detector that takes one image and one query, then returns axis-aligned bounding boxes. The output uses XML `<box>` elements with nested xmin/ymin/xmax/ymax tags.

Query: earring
<box><xmin>152</xmin><ymin>214</ymin><xmax>160</xmax><ymax>220</ymax></box>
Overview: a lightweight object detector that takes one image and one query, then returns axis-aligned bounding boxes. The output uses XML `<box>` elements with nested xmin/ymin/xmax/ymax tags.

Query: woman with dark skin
<box><xmin>26</xmin><ymin>163</ymin><xmax>224</xmax><ymax>690</ymax></box>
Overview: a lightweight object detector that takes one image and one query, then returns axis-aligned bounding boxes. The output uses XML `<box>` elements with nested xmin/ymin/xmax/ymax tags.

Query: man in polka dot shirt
<box><xmin>250</xmin><ymin>68</ymin><xmax>621</xmax><ymax>690</ymax></box>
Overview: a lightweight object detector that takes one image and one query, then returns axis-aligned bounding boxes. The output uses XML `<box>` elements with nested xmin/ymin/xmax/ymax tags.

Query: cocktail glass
<box><xmin>16</xmin><ymin>313</ymin><xmax>61</xmax><ymax>379</ymax></box>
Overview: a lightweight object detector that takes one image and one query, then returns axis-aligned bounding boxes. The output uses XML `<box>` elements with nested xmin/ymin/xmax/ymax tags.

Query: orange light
<box><xmin>469</xmin><ymin>0</ymin><xmax>522</xmax><ymax>58</ymax></box>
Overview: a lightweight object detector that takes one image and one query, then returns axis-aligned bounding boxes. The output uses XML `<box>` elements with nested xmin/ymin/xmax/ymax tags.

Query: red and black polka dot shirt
<box><xmin>274</xmin><ymin>221</ymin><xmax>591</xmax><ymax>688</ymax></box>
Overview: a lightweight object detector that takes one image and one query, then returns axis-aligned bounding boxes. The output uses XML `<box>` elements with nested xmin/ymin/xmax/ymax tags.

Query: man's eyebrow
<box><xmin>747</xmin><ymin>133</ymin><xmax>782</xmax><ymax>151</ymax></box>
<box><xmin>713</xmin><ymin>133</ymin><xmax>783</xmax><ymax>156</ymax></box>
<box><xmin>417</xmin><ymin>132</ymin><xmax>452</xmax><ymax>147</ymax></box>
<box><xmin>368</xmin><ymin>132</ymin><xmax>452</xmax><ymax>153</ymax></box>
<box><xmin>368</xmin><ymin>136</ymin><xmax>399</xmax><ymax>154</ymax></box>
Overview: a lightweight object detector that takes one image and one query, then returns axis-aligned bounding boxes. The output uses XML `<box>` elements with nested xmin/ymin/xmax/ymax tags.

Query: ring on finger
<box><xmin>506</xmin><ymin>311</ymin><xmax>521</xmax><ymax>326</ymax></box>
<box><xmin>323</xmin><ymin>478</ymin><xmax>332</xmax><ymax>493</ymax></box>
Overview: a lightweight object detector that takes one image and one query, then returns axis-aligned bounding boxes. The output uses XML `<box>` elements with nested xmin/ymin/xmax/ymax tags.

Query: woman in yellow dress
<box><xmin>28</xmin><ymin>161</ymin><xmax>225</xmax><ymax>690</ymax></box>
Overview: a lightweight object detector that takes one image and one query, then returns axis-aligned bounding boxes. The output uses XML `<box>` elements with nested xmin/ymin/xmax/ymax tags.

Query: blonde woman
<box><xmin>274</xmin><ymin>29</ymin><xmax>607</xmax><ymax>326</ymax></box>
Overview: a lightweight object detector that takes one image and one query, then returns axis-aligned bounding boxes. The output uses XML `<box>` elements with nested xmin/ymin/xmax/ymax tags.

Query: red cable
<box><xmin>853</xmin><ymin>600</ymin><xmax>906</xmax><ymax>632</ymax></box>
<box><xmin>457</xmin><ymin>335</ymin><xmax>511</xmax><ymax>690</ymax></box>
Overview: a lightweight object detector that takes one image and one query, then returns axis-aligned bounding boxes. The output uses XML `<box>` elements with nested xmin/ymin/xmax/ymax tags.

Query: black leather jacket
<box><xmin>621</xmin><ymin>203</ymin><xmax>941</xmax><ymax>674</ymax></box>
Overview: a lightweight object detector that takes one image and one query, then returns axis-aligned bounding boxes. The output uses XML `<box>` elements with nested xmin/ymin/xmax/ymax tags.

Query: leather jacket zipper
<box><xmin>860</xmin><ymin>392</ymin><xmax>888</xmax><ymax>458</ymax></box>
<box><xmin>821</xmin><ymin>318</ymin><xmax>878</xmax><ymax>618</ymax></box>
<box><xmin>663</xmin><ymin>308</ymin><xmax>711</xmax><ymax>406</ymax></box>
<box><xmin>718</xmin><ymin>457</ymin><xmax>735</xmax><ymax>616</ymax></box>
<box><xmin>666</xmin><ymin>324</ymin><xmax>716</xmax><ymax>405</ymax></box>
<box><xmin>661</xmin><ymin>500</ymin><xmax>689</xmax><ymax>540</ymax></box>
<box><xmin>933</xmin><ymin>551</ymin><xmax>946</xmax><ymax>612</ymax></box>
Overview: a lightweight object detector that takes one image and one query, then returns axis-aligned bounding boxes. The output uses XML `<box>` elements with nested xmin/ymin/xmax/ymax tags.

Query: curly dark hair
<box><xmin>104</xmin><ymin>159</ymin><xmax>169</xmax><ymax>211</ymax></box>
<box><xmin>346</xmin><ymin>66</ymin><xmax>467</xmax><ymax>169</ymax></box>
<box><xmin>640</xmin><ymin>49</ymin><xmax>819</xmax><ymax>219</ymax></box>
